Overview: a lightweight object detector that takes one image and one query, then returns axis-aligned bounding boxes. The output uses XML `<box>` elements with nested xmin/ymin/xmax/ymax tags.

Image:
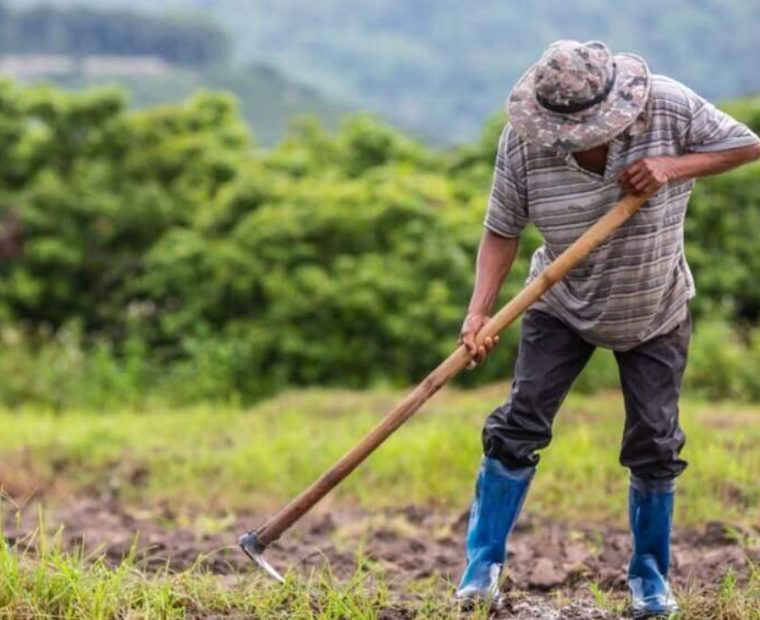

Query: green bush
<box><xmin>0</xmin><ymin>324</ymin><xmax>152</xmax><ymax>411</ymax></box>
<box><xmin>685</xmin><ymin>320</ymin><xmax>760</xmax><ymax>401</ymax></box>
<box><xmin>0</xmin><ymin>80</ymin><xmax>759</xmax><ymax>407</ymax></box>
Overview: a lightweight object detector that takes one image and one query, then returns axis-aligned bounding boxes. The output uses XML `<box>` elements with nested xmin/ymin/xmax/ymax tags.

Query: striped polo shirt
<box><xmin>486</xmin><ymin>75</ymin><xmax>760</xmax><ymax>350</ymax></box>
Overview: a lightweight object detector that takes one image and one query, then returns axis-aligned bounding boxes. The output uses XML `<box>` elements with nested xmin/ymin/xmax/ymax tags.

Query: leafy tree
<box><xmin>0</xmin><ymin>79</ymin><xmax>759</xmax><ymax>403</ymax></box>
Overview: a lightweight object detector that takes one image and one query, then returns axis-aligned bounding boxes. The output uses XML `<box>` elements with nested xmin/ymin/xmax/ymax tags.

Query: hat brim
<box><xmin>507</xmin><ymin>53</ymin><xmax>651</xmax><ymax>152</ymax></box>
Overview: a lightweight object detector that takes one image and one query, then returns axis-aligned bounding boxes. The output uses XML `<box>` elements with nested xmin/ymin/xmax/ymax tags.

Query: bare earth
<box><xmin>2</xmin><ymin>498</ymin><xmax>757</xmax><ymax>618</ymax></box>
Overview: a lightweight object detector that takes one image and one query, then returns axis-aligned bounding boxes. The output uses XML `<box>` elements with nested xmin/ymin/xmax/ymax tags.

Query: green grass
<box><xmin>0</xmin><ymin>528</ymin><xmax>756</xmax><ymax>618</ymax></box>
<box><xmin>586</xmin><ymin>570</ymin><xmax>760</xmax><ymax>620</ymax></box>
<box><xmin>0</xmin><ymin>524</ymin><xmax>483</xmax><ymax>619</ymax></box>
<box><xmin>0</xmin><ymin>386</ymin><xmax>758</xmax><ymax>618</ymax></box>
<box><xmin>0</xmin><ymin>387</ymin><xmax>757</xmax><ymax>526</ymax></box>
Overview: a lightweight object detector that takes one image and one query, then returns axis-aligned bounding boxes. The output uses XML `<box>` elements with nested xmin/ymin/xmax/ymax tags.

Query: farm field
<box><xmin>0</xmin><ymin>386</ymin><xmax>757</xmax><ymax>618</ymax></box>
<box><xmin>2</xmin><ymin>5</ymin><xmax>760</xmax><ymax>619</ymax></box>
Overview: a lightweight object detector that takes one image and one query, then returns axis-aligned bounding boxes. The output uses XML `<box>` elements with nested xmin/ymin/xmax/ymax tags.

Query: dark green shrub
<box><xmin>1</xmin><ymin>80</ymin><xmax>759</xmax><ymax>406</ymax></box>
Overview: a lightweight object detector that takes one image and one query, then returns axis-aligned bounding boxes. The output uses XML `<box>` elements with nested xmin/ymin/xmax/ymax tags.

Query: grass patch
<box><xmin>584</xmin><ymin>569</ymin><xmax>760</xmax><ymax>620</ymax></box>
<box><xmin>0</xmin><ymin>526</ymin><xmax>757</xmax><ymax>619</ymax></box>
<box><xmin>0</xmin><ymin>387</ymin><xmax>758</xmax><ymax>618</ymax></box>
<box><xmin>0</xmin><ymin>387</ymin><xmax>757</xmax><ymax>526</ymax></box>
<box><xmin>0</xmin><ymin>526</ymin><xmax>469</xmax><ymax>619</ymax></box>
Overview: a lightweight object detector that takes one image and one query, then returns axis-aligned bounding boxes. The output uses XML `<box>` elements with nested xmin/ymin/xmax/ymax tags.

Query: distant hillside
<box><xmin>0</xmin><ymin>4</ymin><xmax>228</xmax><ymax>65</ymax></box>
<box><xmin>0</xmin><ymin>3</ymin><xmax>349</xmax><ymax>145</ymax></box>
<box><xmin>45</xmin><ymin>62</ymin><xmax>349</xmax><ymax>146</ymax></box>
<box><xmin>8</xmin><ymin>0</ymin><xmax>760</xmax><ymax>143</ymax></box>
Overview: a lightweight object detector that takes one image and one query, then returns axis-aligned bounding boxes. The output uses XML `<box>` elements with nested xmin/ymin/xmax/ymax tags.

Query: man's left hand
<box><xmin>618</xmin><ymin>156</ymin><xmax>678</xmax><ymax>196</ymax></box>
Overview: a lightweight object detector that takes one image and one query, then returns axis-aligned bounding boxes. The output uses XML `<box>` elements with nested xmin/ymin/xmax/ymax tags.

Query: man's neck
<box><xmin>572</xmin><ymin>144</ymin><xmax>609</xmax><ymax>175</ymax></box>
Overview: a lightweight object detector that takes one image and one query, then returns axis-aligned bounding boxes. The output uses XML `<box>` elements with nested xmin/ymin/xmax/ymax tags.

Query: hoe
<box><xmin>239</xmin><ymin>192</ymin><xmax>649</xmax><ymax>582</ymax></box>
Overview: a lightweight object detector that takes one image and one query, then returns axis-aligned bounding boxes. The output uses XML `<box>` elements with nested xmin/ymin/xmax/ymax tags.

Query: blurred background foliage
<box><xmin>2</xmin><ymin>0</ymin><xmax>760</xmax><ymax>143</ymax></box>
<box><xmin>0</xmin><ymin>4</ymin><xmax>229</xmax><ymax>65</ymax></box>
<box><xmin>0</xmin><ymin>81</ymin><xmax>759</xmax><ymax>409</ymax></box>
<box><xmin>0</xmin><ymin>2</ymin><xmax>348</xmax><ymax>145</ymax></box>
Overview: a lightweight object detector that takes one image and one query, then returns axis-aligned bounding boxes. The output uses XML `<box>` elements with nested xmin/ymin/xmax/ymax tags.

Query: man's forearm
<box><xmin>619</xmin><ymin>143</ymin><xmax>760</xmax><ymax>195</ymax></box>
<box><xmin>468</xmin><ymin>230</ymin><xmax>519</xmax><ymax>315</ymax></box>
<box><xmin>669</xmin><ymin>143</ymin><xmax>760</xmax><ymax>181</ymax></box>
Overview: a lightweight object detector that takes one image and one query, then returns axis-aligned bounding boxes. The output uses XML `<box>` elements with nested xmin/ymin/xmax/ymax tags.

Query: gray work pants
<box><xmin>483</xmin><ymin>309</ymin><xmax>690</xmax><ymax>480</ymax></box>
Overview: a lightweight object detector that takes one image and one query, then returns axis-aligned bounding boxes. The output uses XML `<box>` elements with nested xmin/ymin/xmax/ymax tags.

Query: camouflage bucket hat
<box><xmin>508</xmin><ymin>40</ymin><xmax>651</xmax><ymax>152</ymax></box>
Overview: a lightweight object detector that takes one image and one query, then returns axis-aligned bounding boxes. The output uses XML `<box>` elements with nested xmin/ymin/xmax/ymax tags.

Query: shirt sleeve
<box><xmin>682</xmin><ymin>87</ymin><xmax>760</xmax><ymax>153</ymax></box>
<box><xmin>484</xmin><ymin>124</ymin><xmax>529</xmax><ymax>238</ymax></box>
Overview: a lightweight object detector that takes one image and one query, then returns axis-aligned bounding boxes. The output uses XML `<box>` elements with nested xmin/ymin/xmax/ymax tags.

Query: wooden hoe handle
<box><xmin>253</xmin><ymin>193</ymin><xmax>649</xmax><ymax>548</ymax></box>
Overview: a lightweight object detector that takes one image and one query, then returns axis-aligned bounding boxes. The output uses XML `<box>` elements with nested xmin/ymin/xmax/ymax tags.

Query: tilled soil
<box><xmin>2</xmin><ymin>498</ymin><xmax>758</xmax><ymax>617</ymax></box>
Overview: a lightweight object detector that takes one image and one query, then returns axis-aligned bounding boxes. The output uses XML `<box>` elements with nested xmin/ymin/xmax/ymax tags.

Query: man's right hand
<box><xmin>459</xmin><ymin>312</ymin><xmax>499</xmax><ymax>369</ymax></box>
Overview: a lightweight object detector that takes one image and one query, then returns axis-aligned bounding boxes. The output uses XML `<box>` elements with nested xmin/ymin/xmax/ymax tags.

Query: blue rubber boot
<box><xmin>456</xmin><ymin>457</ymin><xmax>534</xmax><ymax>603</ymax></box>
<box><xmin>628</xmin><ymin>476</ymin><xmax>679</xmax><ymax>618</ymax></box>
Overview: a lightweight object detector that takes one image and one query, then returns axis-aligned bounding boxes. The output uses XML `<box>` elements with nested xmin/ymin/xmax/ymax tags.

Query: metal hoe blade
<box><xmin>238</xmin><ymin>531</ymin><xmax>285</xmax><ymax>583</ymax></box>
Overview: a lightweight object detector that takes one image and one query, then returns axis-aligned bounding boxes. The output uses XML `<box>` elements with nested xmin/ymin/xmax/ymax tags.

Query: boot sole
<box><xmin>631</xmin><ymin>608</ymin><xmax>678</xmax><ymax>619</ymax></box>
<box><xmin>456</xmin><ymin>591</ymin><xmax>504</xmax><ymax>612</ymax></box>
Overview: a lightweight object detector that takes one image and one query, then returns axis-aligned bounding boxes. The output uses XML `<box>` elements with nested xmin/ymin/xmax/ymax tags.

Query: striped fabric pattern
<box><xmin>486</xmin><ymin>75</ymin><xmax>760</xmax><ymax>350</ymax></box>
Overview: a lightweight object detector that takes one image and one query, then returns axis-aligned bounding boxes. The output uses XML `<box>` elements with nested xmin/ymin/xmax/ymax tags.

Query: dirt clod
<box><xmin>529</xmin><ymin>557</ymin><xmax>568</xmax><ymax>589</ymax></box>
